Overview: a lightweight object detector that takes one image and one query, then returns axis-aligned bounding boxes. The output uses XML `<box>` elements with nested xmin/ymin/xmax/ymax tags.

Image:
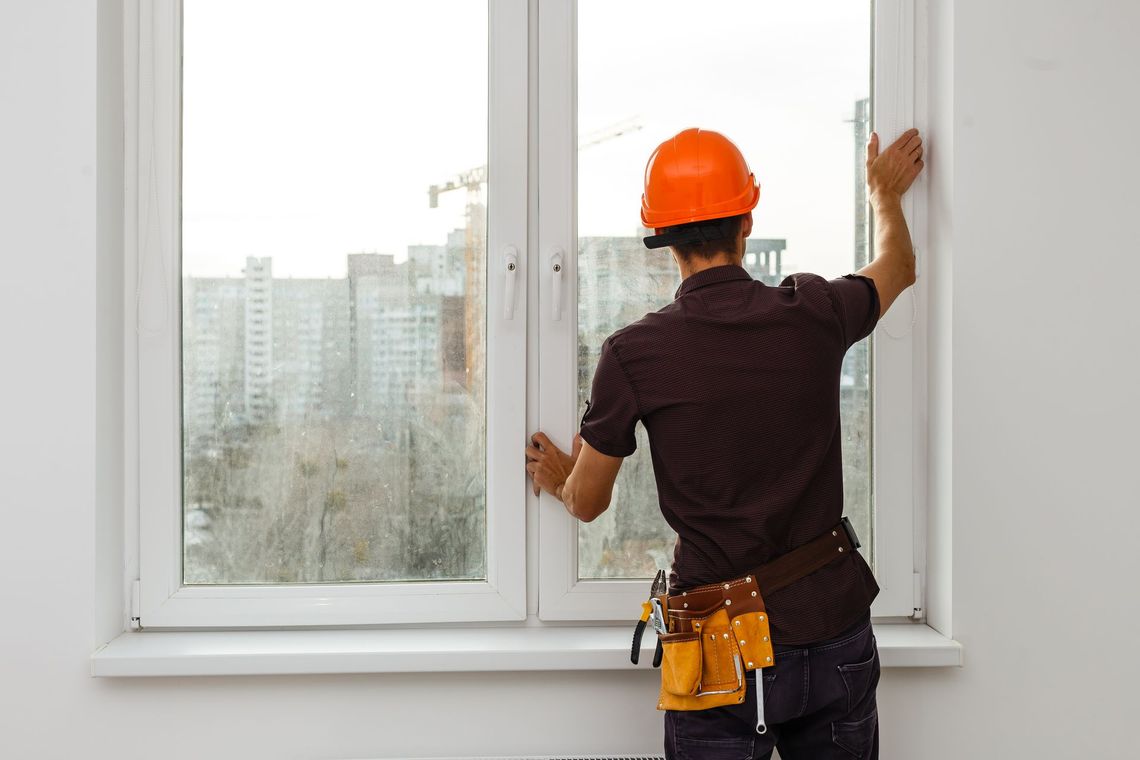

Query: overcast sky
<box><xmin>182</xmin><ymin>0</ymin><xmax>870</xmax><ymax>279</ymax></box>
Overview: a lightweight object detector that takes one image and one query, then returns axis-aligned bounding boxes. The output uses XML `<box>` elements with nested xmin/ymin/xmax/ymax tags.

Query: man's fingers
<box><xmin>897</xmin><ymin>131</ymin><xmax>922</xmax><ymax>156</ymax></box>
<box><xmin>524</xmin><ymin>444</ymin><xmax>543</xmax><ymax>461</ymax></box>
<box><xmin>888</xmin><ymin>128</ymin><xmax>920</xmax><ymax>153</ymax></box>
<box><xmin>530</xmin><ymin>431</ymin><xmax>552</xmax><ymax>450</ymax></box>
<box><xmin>524</xmin><ymin>460</ymin><xmax>540</xmax><ymax>497</ymax></box>
<box><xmin>865</xmin><ymin>131</ymin><xmax>879</xmax><ymax>164</ymax></box>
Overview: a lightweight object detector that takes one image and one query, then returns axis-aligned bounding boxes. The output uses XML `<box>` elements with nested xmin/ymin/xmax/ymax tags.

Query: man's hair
<box><xmin>662</xmin><ymin>213</ymin><xmax>746</xmax><ymax>261</ymax></box>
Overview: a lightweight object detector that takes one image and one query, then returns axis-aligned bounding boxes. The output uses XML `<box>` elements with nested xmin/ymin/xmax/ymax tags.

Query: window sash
<box><xmin>131</xmin><ymin>0</ymin><xmax>529</xmax><ymax>628</ymax></box>
<box><xmin>536</xmin><ymin>0</ymin><xmax>923</xmax><ymax>621</ymax></box>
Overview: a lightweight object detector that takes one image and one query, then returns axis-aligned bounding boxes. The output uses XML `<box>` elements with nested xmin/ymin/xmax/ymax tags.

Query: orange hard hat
<box><xmin>640</xmin><ymin>127</ymin><xmax>760</xmax><ymax>229</ymax></box>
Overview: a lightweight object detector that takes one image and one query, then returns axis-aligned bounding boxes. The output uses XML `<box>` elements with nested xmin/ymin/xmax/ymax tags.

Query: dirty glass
<box><xmin>180</xmin><ymin>1</ymin><xmax>488</xmax><ymax>584</ymax></box>
<box><xmin>577</xmin><ymin>0</ymin><xmax>874</xmax><ymax>579</ymax></box>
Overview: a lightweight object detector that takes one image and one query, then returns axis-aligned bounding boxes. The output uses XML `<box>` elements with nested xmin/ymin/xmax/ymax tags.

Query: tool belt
<box><xmin>631</xmin><ymin>517</ymin><xmax>861</xmax><ymax>732</ymax></box>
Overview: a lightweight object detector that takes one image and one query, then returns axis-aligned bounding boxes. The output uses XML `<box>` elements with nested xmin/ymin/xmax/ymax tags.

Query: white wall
<box><xmin>2</xmin><ymin>1</ymin><xmax>1137</xmax><ymax>757</ymax></box>
<box><xmin>880</xmin><ymin>1</ymin><xmax>1140</xmax><ymax>756</ymax></box>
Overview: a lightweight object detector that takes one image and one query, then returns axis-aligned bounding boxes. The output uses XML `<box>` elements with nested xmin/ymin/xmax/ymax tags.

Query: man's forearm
<box><xmin>558</xmin><ymin>473</ymin><xmax>605</xmax><ymax>523</ymax></box>
<box><xmin>558</xmin><ymin>482</ymin><xmax>589</xmax><ymax>522</ymax></box>
<box><xmin>861</xmin><ymin>194</ymin><xmax>917</xmax><ymax>316</ymax></box>
<box><xmin>871</xmin><ymin>194</ymin><xmax>915</xmax><ymax>275</ymax></box>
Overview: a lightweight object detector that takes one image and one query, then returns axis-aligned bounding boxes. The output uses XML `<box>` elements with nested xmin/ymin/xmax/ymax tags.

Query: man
<box><xmin>525</xmin><ymin>126</ymin><xmax>923</xmax><ymax>758</ymax></box>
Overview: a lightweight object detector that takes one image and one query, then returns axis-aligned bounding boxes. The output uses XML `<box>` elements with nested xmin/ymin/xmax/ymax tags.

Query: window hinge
<box><xmin>910</xmin><ymin>571</ymin><xmax>925</xmax><ymax>621</ymax></box>
<box><xmin>130</xmin><ymin>579</ymin><xmax>143</xmax><ymax>631</ymax></box>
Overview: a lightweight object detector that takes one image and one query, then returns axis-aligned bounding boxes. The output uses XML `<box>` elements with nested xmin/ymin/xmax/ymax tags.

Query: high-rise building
<box><xmin>243</xmin><ymin>257</ymin><xmax>274</xmax><ymax>423</ymax></box>
<box><xmin>346</xmin><ymin>249</ymin><xmax>470</xmax><ymax>418</ymax></box>
<box><xmin>411</xmin><ymin>230</ymin><xmax>471</xmax><ymax>395</ymax></box>
<box><xmin>408</xmin><ymin>242</ymin><xmax>464</xmax><ymax>296</ymax></box>
<box><xmin>271</xmin><ymin>277</ymin><xmax>352</xmax><ymax>422</ymax></box>
<box><xmin>182</xmin><ymin>275</ymin><xmax>246</xmax><ymax>438</ymax></box>
<box><xmin>348</xmin><ymin>253</ymin><xmax>410</xmax><ymax>417</ymax></box>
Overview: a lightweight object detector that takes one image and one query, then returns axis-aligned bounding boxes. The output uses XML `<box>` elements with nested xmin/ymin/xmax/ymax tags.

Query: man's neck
<box><xmin>677</xmin><ymin>253</ymin><xmax>744</xmax><ymax>281</ymax></box>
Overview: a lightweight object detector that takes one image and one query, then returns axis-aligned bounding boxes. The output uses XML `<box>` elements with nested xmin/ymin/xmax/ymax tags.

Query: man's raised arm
<box><xmin>858</xmin><ymin>128</ymin><xmax>925</xmax><ymax>317</ymax></box>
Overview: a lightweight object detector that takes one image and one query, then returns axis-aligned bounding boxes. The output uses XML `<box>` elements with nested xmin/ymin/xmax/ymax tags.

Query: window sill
<box><xmin>90</xmin><ymin>622</ymin><xmax>961</xmax><ymax>677</ymax></box>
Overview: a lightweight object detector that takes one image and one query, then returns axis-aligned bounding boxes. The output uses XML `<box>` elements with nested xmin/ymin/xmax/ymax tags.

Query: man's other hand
<box><xmin>525</xmin><ymin>431</ymin><xmax>582</xmax><ymax>499</ymax></box>
<box><xmin>866</xmin><ymin>127</ymin><xmax>924</xmax><ymax>207</ymax></box>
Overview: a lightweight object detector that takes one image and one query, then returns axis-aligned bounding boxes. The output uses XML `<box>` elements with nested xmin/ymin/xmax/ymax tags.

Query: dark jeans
<box><xmin>664</xmin><ymin>613</ymin><xmax>880</xmax><ymax>760</ymax></box>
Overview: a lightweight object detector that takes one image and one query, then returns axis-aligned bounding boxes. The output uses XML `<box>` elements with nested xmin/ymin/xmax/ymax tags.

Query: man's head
<box><xmin>639</xmin><ymin>128</ymin><xmax>760</xmax><ymax>269</ymax></box>
<box><xmin>655</xmin><ymin>211</ymin><xmax>754</xmax><ymax>266</ymax></box>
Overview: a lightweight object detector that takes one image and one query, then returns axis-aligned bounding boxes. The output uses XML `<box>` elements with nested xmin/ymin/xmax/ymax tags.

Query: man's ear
<box><xmin>742</xmin><ymin>212</ymin><xmax>754</xmax><ymax>238</ymax></box>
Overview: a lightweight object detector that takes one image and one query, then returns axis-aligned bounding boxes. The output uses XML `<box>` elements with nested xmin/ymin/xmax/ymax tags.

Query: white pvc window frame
<box><xmin>129</xmin><ymin>0</ymin><xmax>529</xmax><ymax>628</ymax></box>
<box><xmin>128</xmin><ymin>0</ymin><xmax>925</xmax><ymax>631</ymax></box>
<box><xmin>536</xmin><ymin>0</ymin><xmax>926</xmax><ymax>621</ymax></box>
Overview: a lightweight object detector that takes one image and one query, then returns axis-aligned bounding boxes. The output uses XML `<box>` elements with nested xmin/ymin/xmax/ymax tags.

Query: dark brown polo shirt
<box><xmin>578</xmin><ymin>263</ymin><xmax>881</xmax><ymax>645</ymax></box>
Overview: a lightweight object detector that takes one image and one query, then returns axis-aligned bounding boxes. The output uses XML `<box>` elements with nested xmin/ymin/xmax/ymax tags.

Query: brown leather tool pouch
<box><xmin>658</xmin><ymin>631</ymin><xmax>702</xmax><ymax>696</ymax></box>
<box><xmin>655</xmin><ymin>574</ymin><xmax>775</xmax><ymax>711</ymax></box>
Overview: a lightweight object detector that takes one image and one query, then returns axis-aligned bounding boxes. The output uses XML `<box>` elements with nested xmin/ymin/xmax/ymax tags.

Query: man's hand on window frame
<box><xmin>525</xmin><ymin>431</ymin><xmax>581</xmax><ymax>501</ymax></box>
<box><xmin>525</xmin><ymin>431</ymin><xmax>624</xmax><ymax>523</ymax></box>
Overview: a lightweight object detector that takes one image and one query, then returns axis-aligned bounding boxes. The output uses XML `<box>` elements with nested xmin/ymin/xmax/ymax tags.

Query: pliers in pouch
<box><xmin>630</xmin><ymin>569</ymin><xmax>668</xmax><ymax>666</ymax></box>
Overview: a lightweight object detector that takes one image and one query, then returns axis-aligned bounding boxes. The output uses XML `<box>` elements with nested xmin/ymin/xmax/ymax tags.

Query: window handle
<box><xmin>503</xmin><ymin>247</ymin><xmax>519</xmax><ymax>320</ymax></box>
<box><xmin>551</xmin><ymin>249</ymin><xmax>564</xmax><ymax>321</ymax></box>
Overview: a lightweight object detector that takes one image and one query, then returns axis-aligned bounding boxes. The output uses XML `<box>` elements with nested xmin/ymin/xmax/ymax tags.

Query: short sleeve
<box><xmin>824</xmin><ymin>273</ymin><xmax>881</xmax><ymax>349</ymax></box>
<box><xmin>578</xmin><ymin>337</ymin><xmax>640</xmax><ymax>458</ymax></box>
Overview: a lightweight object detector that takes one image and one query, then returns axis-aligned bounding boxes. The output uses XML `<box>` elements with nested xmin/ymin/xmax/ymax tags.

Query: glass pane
<box><xmin>577</xmin><ymin>0</ymin><xmax>873</xmax><ymax>579</ymax></box>
<box><xmin>181</xmin><ymin>1</ymin><xmax>488</xmax><ymax>584</ymax></box>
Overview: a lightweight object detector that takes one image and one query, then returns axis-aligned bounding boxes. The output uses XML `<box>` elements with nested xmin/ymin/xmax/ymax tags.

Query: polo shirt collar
<box><xmin>674</xmin><ymin>263</ymin><xmax>754</xmax><ymax>300</ymax></box>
